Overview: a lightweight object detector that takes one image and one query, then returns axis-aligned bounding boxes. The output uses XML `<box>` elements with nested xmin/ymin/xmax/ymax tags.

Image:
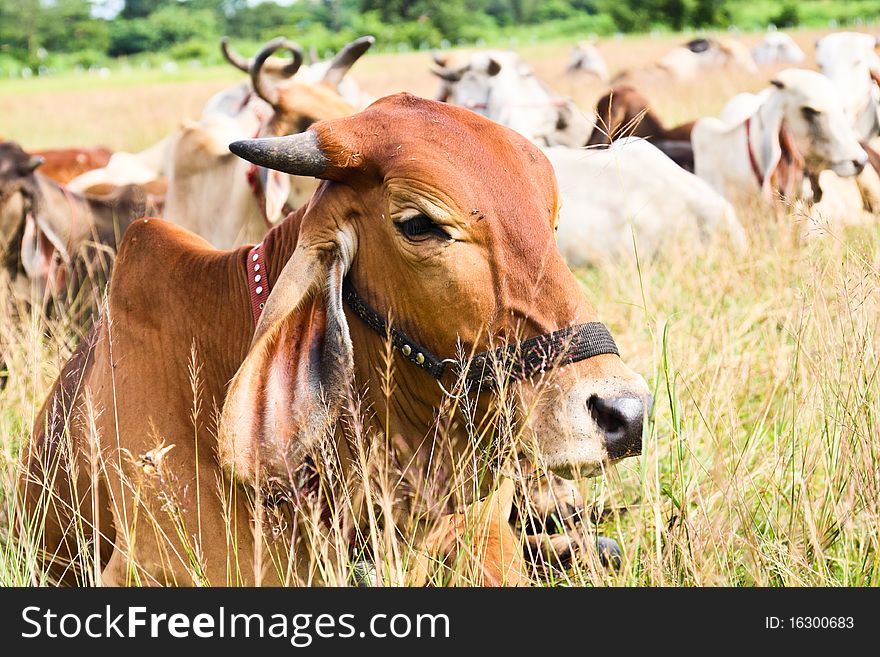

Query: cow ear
<box><xmin>487</xmin><ymin>57</ymin><xmax>502</xmax><ymax>77</ymax></box>
<box><xmin>218</xmin><ymin>218</ymin><xmax>355</xmax><ymax>489</ymax></box>
<box><xmin>769</xmin><ymin>124</ymin><xmax>805</xmax><ymax>200</ymax></box>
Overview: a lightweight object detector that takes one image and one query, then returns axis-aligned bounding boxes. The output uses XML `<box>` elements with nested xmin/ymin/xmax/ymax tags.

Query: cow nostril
<box><xmin>587</xmin><ymin>394</ymin><xmax>647</xmax><ymax>460</ymax></box>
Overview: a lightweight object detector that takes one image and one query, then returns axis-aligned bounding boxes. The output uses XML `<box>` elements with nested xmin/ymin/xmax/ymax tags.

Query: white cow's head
<box><xmin>432</xmin><ymin>50</ymin><xmax>592</xmax><ymax>148</ymax></box>
<box><xmin>771</xmin><ymin>68</ymin><xmax>868</xmax><ymax>177</ymax></box>
<box><xmin>815</xmin><ymin>32</ymin><xmax>880</xmax><ymax>141</ymax></box>
<box><xmin>751</xmin><ymin>32</ymin><xmax>806</xmax><ymax>66</ymax></box>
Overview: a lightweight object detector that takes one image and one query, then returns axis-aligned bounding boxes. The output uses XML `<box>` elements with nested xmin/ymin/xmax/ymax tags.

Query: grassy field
<box><xmin>1</xmin><ymin>26</ymin><xmax>879</xmax><ymax>586</ymax></box>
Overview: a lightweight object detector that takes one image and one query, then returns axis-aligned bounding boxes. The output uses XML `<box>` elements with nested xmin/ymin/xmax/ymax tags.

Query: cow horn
<box><xmin>220</xmin><ymin>37</ymin><xmax>250</xmax><ymax>73</ymax></box>
<box><xmin>25</xmin><ymin>155</ymin><xmax>44</xmax><ymax>172</ymax></box>
<box><xmin>230</xmin><ymin>131</ymin><xmax>328</xmax><ymax>177</ymax></box>
<box><xmin>430</xmin><ymin>66</ymin><xmax>463</xmax><ymax>82</ymax></box>
<box><xmin>250</xmin><ymin>37</ymin><xmax>304</xmax><ymax>106</ymax></box>
<box><xmin>322</xmin><ymin>35</ymin><xmax>375</xmax><ymax>87</ymax></box>
<box><xmin>431</xmin><ymin>51</ymin><xmax>447</xmax><ymax>67</ymax></box>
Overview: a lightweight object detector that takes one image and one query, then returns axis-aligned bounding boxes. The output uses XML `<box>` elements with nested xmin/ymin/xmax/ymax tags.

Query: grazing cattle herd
<box><xmin>2</xmin><ymin>28</ymin><xmax>879</xmax><ymax>586</ymax></box>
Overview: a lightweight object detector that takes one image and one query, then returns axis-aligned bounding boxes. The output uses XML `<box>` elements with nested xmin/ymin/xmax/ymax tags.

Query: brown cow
<box><xmin>587</xmin><ymin>86</ymin><xmax>696</xmax><ymax>171</ymax></box>
<box><xmin>32</xmin><ymin>146</ymin><xmax>113</xmax><ymax>184</ymax></box>
<box><xmin>0</xmin><ymin>141</ymin><xmax>161</xmax><ymax>308</ymax></box>
<box><xmin>0</xmin><ymin>140</ymin><xmax>111</xmax><ymax>184</ymax></box>
<box><xmin>19</xmin><ymin>94</ymin><xmax>651</xmax><ymax>586</ymax></box>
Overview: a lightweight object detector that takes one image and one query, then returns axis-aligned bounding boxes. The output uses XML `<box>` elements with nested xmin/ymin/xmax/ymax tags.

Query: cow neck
<box><xmin>245</xmin><ymin>205</ymin><xmax>304</xmax><ymax>328</ymax></box>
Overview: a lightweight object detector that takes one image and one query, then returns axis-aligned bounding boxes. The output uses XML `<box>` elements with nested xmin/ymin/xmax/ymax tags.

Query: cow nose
<box><xmin>854</xmin><ymin>156</ymin><xmax>867</xmax><ymax>174</ymax></box>
<box><xmin>587</xmin><ymin>394</ymin><xmax>650</xmax><ymax>459</ymax></box>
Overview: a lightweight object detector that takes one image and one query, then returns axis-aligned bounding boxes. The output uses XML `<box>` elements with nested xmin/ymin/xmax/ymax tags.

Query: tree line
<box><xmin>0</xmin><ymin>0</ymin><xmax>873</xmax><ymax>73</ymax></box>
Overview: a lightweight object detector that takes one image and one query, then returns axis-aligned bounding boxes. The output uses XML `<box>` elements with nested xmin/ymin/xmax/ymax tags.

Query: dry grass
<box><xmin>1</xmin><ymin>27</ymin><xmax>879</xmax><ymax>586</ymax></box>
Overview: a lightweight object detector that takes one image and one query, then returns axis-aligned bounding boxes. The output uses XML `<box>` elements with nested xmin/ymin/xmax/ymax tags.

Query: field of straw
<box><xmin>1</xmin><ymin>27</ymin><xmax>879</xmax><ymax>586</ymax></box>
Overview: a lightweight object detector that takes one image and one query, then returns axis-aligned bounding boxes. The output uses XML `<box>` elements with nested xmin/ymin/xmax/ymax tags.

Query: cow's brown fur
<box><xmin>33</xmin><ymin>147</ymin><xmax>113</xmax><ymax>184</ymax></box>
<box><xmin>20</xmin><ymin>95</ymin><xmax>647</xmax><ymax>586</ymax></box>
<box><xmin>587</xmin><ymin>86</ymin><xmax>696</xmax><ymax>170</ymax></box>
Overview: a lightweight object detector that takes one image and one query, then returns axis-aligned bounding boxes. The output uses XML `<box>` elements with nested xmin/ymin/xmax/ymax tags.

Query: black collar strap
<box><xmin>342</xmin><ymin>280</ymin><xmax>619</xmax><ymax>389</ymax></box>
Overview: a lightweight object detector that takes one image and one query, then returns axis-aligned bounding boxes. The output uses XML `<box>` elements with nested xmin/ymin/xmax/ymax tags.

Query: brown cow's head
<box><xmin>219</xmin><ymin>93</ymin><xmax>651</xmax><ymax>488</ymax></box>
<box><xmin>248</xmin><ymin>37</ymin><xmax>369</xmax><ymax>136</ymax></box>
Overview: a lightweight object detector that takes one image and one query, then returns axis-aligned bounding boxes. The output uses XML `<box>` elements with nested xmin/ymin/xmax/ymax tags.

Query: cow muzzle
<box><xmin>831</xmin><ymin>151</ymin><xmax>868</xmax><ymax>177</ymax></box>
<box><xmin>521</xmin><ymin>361</ymin><xmax>652</xmax><ymax>479</ymax></box>
<box><xmin>587</xmin><ymin>392</ymin><xmax>652</xmax><ymax>460</ymax></box>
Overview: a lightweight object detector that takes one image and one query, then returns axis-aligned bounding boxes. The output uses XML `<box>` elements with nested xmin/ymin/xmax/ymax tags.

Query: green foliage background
<box><xmin>0</xmin><ymin>0</ymin><xmax>878</xmax><ymax>76</ymax></box>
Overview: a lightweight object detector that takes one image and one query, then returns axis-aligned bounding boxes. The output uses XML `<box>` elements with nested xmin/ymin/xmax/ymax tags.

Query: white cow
<box><xmin>751</xmin><ymin>32</ymin><xmax>806</xmax><ymax>66</ymax></box>
<box><xmin>67</xmin><ymin>135</ymin><xmax>173</xmax><ymax>193</ymax></box>
<box><xmin>567</xmin><ymin>42</ymin><xmax>609</xmax><ymax>81</ymax></box>
<box><xmin>659</xmin><ymin>37</ymin><xmax>756</xmax><ymax>80</ymax></box>
<box><xmin>432</xmin><ymin>50</ymin><xmax>593</xmax><ymax>147</ymax></box>
<box><xmin>693</xmin><ymin>69</ymin><xmax>867</xmax><ymax>207</ymax></box>
<box><xmin>815</xmin><ymin>32</ymin><xmax>880</xmax><ymax>142</ymax></box>
<box><xmin>546</xmin><ymin>139</ymin><xmax>745</xmax><ymax>266</ymax></box>
<box><xmin>814</xmin><ymin>32</ymin><xmax>880</xmax><ymax>225</ymax></box>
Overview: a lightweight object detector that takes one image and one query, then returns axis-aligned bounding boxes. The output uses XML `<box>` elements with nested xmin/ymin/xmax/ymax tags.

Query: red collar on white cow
<box><xmin>744</xmin><ymin>116</ymin><xmax>764</xmax><ymax>187</ymax></box>
<box><xmin>246</xmin><ymin>246</ymin><xmax>620</xmax><ymax>389</ymax></box>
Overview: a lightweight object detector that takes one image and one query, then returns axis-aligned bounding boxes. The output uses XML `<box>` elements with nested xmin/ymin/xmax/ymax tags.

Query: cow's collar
<box><xmin>246</xmin><ymin>247</ymin><xmax>620</xmax><ymax>390</ymax></box>
<box><xmin>744</xmin><ymin>116</ymin><xmax>764</xmax><ymax>187</ymax></box>
<box><xmin>247</xmin><ymin>242</ymin><xmax>270</xmax><ymax>326</ymax></box>
<box><xmin>341</xmin><ymin>281</ymin><xmax>619</xmax><ymax>390</ymax></box>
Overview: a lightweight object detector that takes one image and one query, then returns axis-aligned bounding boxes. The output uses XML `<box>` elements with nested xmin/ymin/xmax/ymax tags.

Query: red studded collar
<box><xmin>247</xmin><ymin>243</ymin><xmax>270</xmax><ymax>327</ymax></box>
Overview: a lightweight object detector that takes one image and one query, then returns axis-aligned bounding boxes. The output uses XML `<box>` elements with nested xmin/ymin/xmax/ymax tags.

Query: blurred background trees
<box><xmin>0</xmin><ymin>0</ymin><xmax>876</xmax><ymax>74</ymax></box>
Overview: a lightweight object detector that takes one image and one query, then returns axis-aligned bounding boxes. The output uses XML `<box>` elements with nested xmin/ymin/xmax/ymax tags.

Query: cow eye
<box><xmin>395</xmin><ymin>214</ymin><xmax>450</xmax><ymax>242</ymax></box>
<box><xmin>802</xmin><ymin>107</ymin><xmax>820</xmax><ymax>120</ymax></box>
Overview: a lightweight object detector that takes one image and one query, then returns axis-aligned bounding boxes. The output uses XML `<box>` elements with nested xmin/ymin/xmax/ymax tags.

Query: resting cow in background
<box><xmin>0</xmin><ymin>141</ymin><xmax>160</xmax><ymax>308</ymax></box>
<box><xmin>163</xmin><ymin>37</ymin><xmax>364</xmax><ymax>248</ymax></box>
<box><xmin>815</xmin><ymin>32</ymin><xmax>880</xmax><ymax>143</ymax></box>
<box><xmin>19</xmin><ymin>94</ymin><xmax>651</xmax><ymax>587</ymax></box>
<box><xmin>616</xmin><ymin>36</ymin><xmax>756</xmax><ymax>84</ymax></box>
<box><xmin>692</xmin><ymin>69</ymin><xmax>867</xmax><ymax>209</ymax></box>
<box><xmin>586</xmin><ymin>86</ymin><xmax>696</xmax><ymax>171</ymax></box>
<box><xmin>567</xmin><ymin>41</ymin><xmax>609</xmax><ymax>82</ymax></box>
<box><xmin>813</xmin><ymin>32</ymin><xmax>880</xmax><ymax>218</ymax></box>
<box><xmin>546</xmin><ymin>138</ymin><xmax>744</xmax><ymax>266</ymax></box>
<box><xmin>751</xmin><ymin>32</ymin><xmax>806</xmax><ymax>67</ymax></box>
<box><xmin>28</xmin><ymin>146</ymin><xmax>113</xmax><ymax>184</ymax></box>
<box><xmin>432</xmin><ymin>50</ymin><xmax>593</xmax><ymax>147</ymax></box>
